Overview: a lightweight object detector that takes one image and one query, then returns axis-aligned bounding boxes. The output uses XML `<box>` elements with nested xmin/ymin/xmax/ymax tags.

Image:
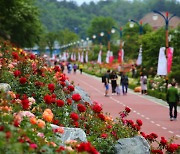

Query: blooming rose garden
<box><xmin>0</xmin><ymin>40</ymin><xmax>179</xmax><ymax>153</ymax></box>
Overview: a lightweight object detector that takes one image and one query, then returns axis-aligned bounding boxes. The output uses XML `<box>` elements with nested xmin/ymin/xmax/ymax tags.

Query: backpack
<box><xmin>143</xmin><ymin>78</ymin><xmax>147</xmax><ymax>84</ymax></box>
<box><xmin>102</xmin><ymin>75</ymin><xmax>106</xmax><ymax>83</ymax></box>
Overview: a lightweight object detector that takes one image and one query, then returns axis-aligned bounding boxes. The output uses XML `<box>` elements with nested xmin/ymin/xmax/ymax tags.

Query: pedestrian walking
<box><xmin>67</xmin><ymin>63</ymin><xmax>72</xmax><ymax>74</ymax></box>
<box><xmin>166</xmin><ymin>82</ymin><xmax>179</xmax><ymax>121</ymax></box>
<box><xmin>73</xmin><ymin>63</ymin><xmax>77</xmax><ymax>74</ymax></box>
<box><xmin>79</xmin><ymin>64</ymin><xmax>83</xmax><ymax>74</ymax></box>
<box><xmin>103</xmin><ymin>70</ymin><xmax>110</xmax><ymax>97</ymax></box>
<box><xmin>140</xmin><ymin>74</ymin><xmax>147</xmax><ymax>94</ymax></box>
<box><xmin>121</xmin><ymin>72</ymin><xmax>129</xmax><ymax>95</ymax></box>
<box><xmin>109</xmin><ymin>70</ymin><xmax>117</xmax><ymax>95</ymax></box>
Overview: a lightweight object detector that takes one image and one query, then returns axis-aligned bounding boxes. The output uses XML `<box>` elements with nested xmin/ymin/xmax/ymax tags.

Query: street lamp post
<box><xmin>100</xmin><ymin>31</ymin><xmax>111</xmax><ymax>51</ymax></box>
<box><xmin>111</xmin><ymin>26</ymin><xmax>123</xmax><ymax>49</ymax></box>
<box><xmin>153</xmin><ymin>11</ymin><xmax>176</xmax><ymax>55</ymax></box>
<box><xmin>129</xmin><ymin>20</ymin><xmax>144</xmax><ymax>35</ymax></box>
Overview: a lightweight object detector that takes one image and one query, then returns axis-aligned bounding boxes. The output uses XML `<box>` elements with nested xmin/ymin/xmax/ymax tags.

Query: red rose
<box><xmin>56</xmin><ymin>146</ymin><xmax>65</xmax><ymax>152</ymax></box>
<box><xmin>29</xmin><ymin>143</ymin><xmax>37</xmax><ymax>149</ymax></box>
<box><xmin>77</xmin><ymin>142</ymin><xmax>91</xmax><ymax>152</ymax></box>
<box><xmin>60</xmin><ymin>81</ymin><xmax>66</xmax><ymax>87</ymax></box>
<box><xmin>98</xmin><ymin>113</ymin><xmax>105</xmax><ymax>121</ymax></box>
<box><xmin>73</xmin><ymin>121</ymin><xmax>79</xmax><ymax>127</ymax></box>
<box><xmin>48</xmin><ymin>83</ymin><xmax>55</xmax><ymax>92</ymax></box>
<box><xmin>51</xmin><ymin>93</ymin><xmax>56</xmax><ymax>98</ymax></box>
<box><xmin>160</xmin><ymin>137</ymin><xmax>167</xmax><ymax>146</ymax></box>
<box><xmin>29</xmin><ymin>54</ymin><xmax>36</xmax><ymax>60</ymax></box>
<box><xmin>52</xmin><ymin>119</ymin><xmax>60</xmax><ymax>125</ymax></box>
<box><xmin>54</xmin><ymin>65</ymin><xmax>60</xmax><ymax>72</ymax></box>
<box><xmin>101</xmin><ymin>133</ymin><xmax>108</xmax><ymax>139</ymax></box>
<box><xmin>67</xmin><ymin>85</ymin><xmax>74</xmax><ymax>92</ymax></box>
<box><xmin>150</xmin><ymin>133</ymin><xmax>158</xmax><ymax>139</ymax></box>
<box><xmin>151</xmin><ymin>149</ymin><xmax>163</xmax><ymax>154</ymax></box>
<box><xmin>92</xmin><ymin>103</ymin><xmax>102</xmax><ymax>113</ymax></box>
<box><xmin>12</xmin><ymin>52</ymin><xmax>19</xmax><ymax>60</ymax></box>
<box><xmin>44</xmin><ymin>94</ymin><xmax>52</xmax><ymax>104</ymax></box>
<box><xmin>56</xmin><ymin>99</ymin><xmax>64</xmax><ymax>107</ymax></box>
<box><xmin>132</xmin><ymin>124</ymin><xmax>140</xmax><ymax>131</ymax></box>
<box><xmin>14</xmin><ymin>70</ymin><xmax>21</xmax><ymax>77</ymax></box>
<box><xmin>125</xmin><ymin>107</ymin><xmax>131</xmax><ymax>113</ymax></box>
<box><xmin>67</xmin><ymin>98</ymin><xmax>72</xmax><ymax>105</ymax></box>
<box><xmin>19</xmin><ymin>77</ymin><xmax>27</xmax><ymax>84</ymax></box>
<box><xmin>166</xmin><ymin>144</ymin><xmax>179</xmax><ymax>153</ymax></box>
<box><xmin>127</xmin><ymin>120</ymin><xmax>134</xmax><ymax>126</ymax></box>
<box><xmin>21</xmin><ymin>99</ymin><xmax>30</xmax><ymax>110</ymax></box>
<box><xmin>77</xmin><ymin>104</ymin><xmax>86</xmax><ymax>112</ymax></box>
<box><xmin>140</xmin><ymin>132</ymin><xmax>146</xmax><ymax>138</ymax></box>
<box><xmin>6</xmin><ymin>131</ymin><xmax>11</xmax><ymax>139</ymax></box>
<box><xmin>136</xmin><ymin>119</ymin><xmax>143</xmax><ymax>126</ymax></box>
<box><xmin>70</xmin><ymin>112</ymin><xmax>79</xmax><ymax>121</ymax></box>
<box><xmin>72</xmin><ymin>93</ymin><xmax>81</xmax><ymax>102</ymax></box>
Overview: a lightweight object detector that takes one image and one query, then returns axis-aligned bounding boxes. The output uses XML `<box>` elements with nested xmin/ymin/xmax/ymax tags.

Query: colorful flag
<box><xmin>157</xmin><ymin>47</ymin><xmax>167</xmax><ymax>75</ymax></box>
<box><xmin>118</xmin><ymin>49</ymin><xmax>124</xmax><ymax>63</ymax></box>
<box><xmin>97</xmin><ymin>50</ymin><xmax>102</xmax><ymax>64</ymax></box>
<box><xmin>80</xmin><ymin>52</ymin><xmax>84</xmax><ymax>63</ymax></box>
<box><xmin>136</xmin><ymin>47</ymin><xmax>142</xmax><ymax>66</ymax></box>
<box><xmin>106</xmin><ymin>50</ymin><xmax>110</xmax><ymax>63</ymax></box>
<box><xmin>167</xmin><ymin>47</ymin><xmax>173</xmax><ymax>73</ymax></box>
<box><xmin>85</xmin><ymin>51</ymin><xmax>88</xmax><ymax>63</ymax></box>
<box><xmin>109</xmin><ymin>51</ymin><xmax>114</xmax><ymax>64</ymax></box>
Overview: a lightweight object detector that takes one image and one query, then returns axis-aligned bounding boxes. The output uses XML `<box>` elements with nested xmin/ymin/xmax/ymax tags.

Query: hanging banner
<box><xmin>136</xmin><ymin>47</ymin><xmax>142</xmax><ymax>66</ymax></box>
<box><xmin>85</xmin><ymin>51</ymin><xmax>88</xmax><ymax>63</ymax></box>
<box><xmin>157</xmin><ymin>47</ymin><xmax>167</xmax><ymax>75</ymax></box>
<box><xmin>78</xmin><ymin>52</ymin><xmax>81</xmax><ymax>62</ymax></box>
<box><xmin>106</xmin><ymin>50</ymin><xmax>110</xmax><ymax>63</ymax></box>
<box><xmin>70</xmin><ymin>53</ymin><xmax>73</xmax><ymax>61</ymax></box>
<box><xmin>74</xmin><ymin>53</ymin><xmax>76</xmax><ymax>61</ymax></box>
<box><xmin>97</xmin><ymin>50</ymin><xmax>102</xmax><ymax>64</ymax></box>
<box><xmin>80</xmin><ymin>52</ymin><xmax>84</xmax><ymax>63</ymax></box>
<box><xmin>109</xmin><ymin>51</ymin><xmax>114</xmax><ymax>64</ymax></box>
<box><xmin>118</xmin><ymin>49</ymin><xmax>124</xmax><ymax>64</ymax></box>
<box><xmin>167</xmin><ymin>47</ymin><xmax>173</xmax><ymax>73</ymax></box>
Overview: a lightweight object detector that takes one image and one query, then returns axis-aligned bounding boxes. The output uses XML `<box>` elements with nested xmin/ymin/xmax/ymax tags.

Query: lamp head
<box><xmin>92</xmin><ymin>35</ymin><xmax>96</xmax><ymax>39</ymax></box>
<box><xmin>100</xmin><ymin>32</ymin><xmax>104</xmax><ymax>36</ymax></box>
<box><xmin>129</xmin><ymin>22</ymin><xmax>134</xmax><ymax>28</ymax></box>
<box><xmin>152</xmin><ymin>13</ymin><xmax>158</xmax><ymax>20</ymax></box>
<box><xmin>111</xmin><ymin>28</ymin><xmax>115</xmax><ymax>33</ymax></box>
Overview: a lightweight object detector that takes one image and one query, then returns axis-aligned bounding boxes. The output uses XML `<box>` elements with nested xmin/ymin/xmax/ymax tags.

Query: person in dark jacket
<box><xmin>121</xmin><ymin>72</ymin><xmax>129</xmax><ymax>95</ymax></box>
<box><xmin>166</xmin><ymin>82</ymin><xmax>179</xmax><ymax>121</ymax></box>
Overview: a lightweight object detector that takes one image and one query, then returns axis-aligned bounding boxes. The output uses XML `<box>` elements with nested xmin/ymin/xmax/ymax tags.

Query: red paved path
<box><xmin>67</xmin><ymin>71</ymin><xmax>180</xmax><ymax>144</ymax></box>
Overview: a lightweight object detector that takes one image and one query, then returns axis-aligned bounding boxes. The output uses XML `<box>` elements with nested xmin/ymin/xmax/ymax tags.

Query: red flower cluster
<box><xmin>21</xmin><ymin>99</ymin><xmax>30</xmax><ymax>110</ymax></box>
<box><xmin>160</xmin><ymin>137</ymin><xmax>167</xmax><ymax>146</ymax></box>
<box><xmin>98</xmin><ymin>113</ymin><xmax>105</xmax><ymax>121</ymax></box>
<box><xmin>166</xmin><ymin>143</ymin><xmax>179</xmax><ymax>153</ymax></box>
<box><xmin>44</xmin><ymin>94</ymin><xmax>53</xmax><ymax>104</ymax></box>
<box><xmin>125</xmin><ymin>107</ymin><xmax>131</xmax><ymax>113</ymax></box>
<box><xmin>77</xmin><ymin>104</ymin><xmax>86</xmax><ymax>112</ymax></box>
<box><xmin>14</xmin><ymin>70</ymin><xmax>21</xmax><ymax>77</ymax></box>
<box><xmin>67</xmin><ymin>85</ymin><xmax>75</xmax><ymax>92</ymax></box>
<box><xmin>54</xmin><ymin>65</ymin><xmax>61</xmax><ymax>72</ymax></box>
<box><xmin>56</xmin><ymin>146</ymin><xmax>65</xmax><ymax>152</ymax></box>
<box><xmin>101</xmin><ymin>133</ymin><xmax>108</xmax><ymax>139</ymax></box>
<box><xmin>77</xmin><ymin>142</ymin><xmax>99</xmax><ymax>154</ymax></box>
<box><xmin>66</xmin><ymin>98</ymin><xmax>72</xmax><ymax>105</ymax></box>
<box><xmin>92</xmin><ymin>103</ymin><xmax>102</xmax><ymax>113</ymax></box>
<box><xmin>136</xmin><ymin>119</ymin><xmax>143</xmax><ymax>126</ymax></box>
<box><xmin>29</xmin><ymin>54</ymin><xmax>36</xmax><ymax>60</ymax></box>
<box><xmin>48</xmin><ymin>83</ymin><xmax>55</xmax><ymax>92</ymax></box>
<box><xmin>72</xmin><ymin>93</ymin><xmax>81</xmax><ymax>102</ymax></box>
<box><xmin>56</xmin><ymin>99</ymin><xmax>64</xmax><ymax>107</ymax></box>
<box><xmin>146</xmin><ymin>133</ymin><xmax>158</xmax><ymax>142</ymax></box>
<box><xmin>151</xmin><ymin>149</ymin><xmax>163</xmax><ymax>154</ymax></box>
<box><xmin>12</xmin><ymin>52</ymin><xmax>19</xmax><ymax>60</ymax></box>
<box><xmin>70</xmin><ymin>112</ymin><xmax>79</xmax><ymax>121</ymax></box>
<box><xmin>19</xmin><ymin>77</ymin><xmax>27</xmax><ymax>84</ymax></box>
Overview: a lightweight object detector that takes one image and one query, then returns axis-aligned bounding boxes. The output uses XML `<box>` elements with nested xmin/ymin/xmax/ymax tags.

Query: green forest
<box><xmin>36</xmin><ymin>0</ymin><xmax>180</xmax><ymax>35</ymax></box>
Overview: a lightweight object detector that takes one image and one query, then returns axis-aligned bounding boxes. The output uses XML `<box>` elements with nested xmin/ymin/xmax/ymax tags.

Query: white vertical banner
<box><xmin>136</xmin><ymin>47</ymin><xmax>142</xmax><ymax>66</ymax></box>
<box><xmin>106</xmin><ymin>50</ymin><xmax>110</xmax><ymax>63</ymax></box>
<box><xmin>157</xmin><ymin>47</ymin><xmax>167</xmax><ymax>75</ymax></box>
<box><xmin>70</xmin><ymin>53</ymin><xmax>73</xmax><ymax>61</ymax></box>
<box><xmin>80</xmin><ymin>52</ymin><xmax>84</xmax><ymax>63</ymax></box>
<box><xmin>74</xmin><ymin>53</ymin><xmax>76</xmax><ymax>61</ymax></box>
<box><xmin>97</xmin><ymin>50</ymin><xmax>102</xmax><ymax>64</ymax></box>
<box><xmin>78</xmin><ymin>52</ymin><xmax>81</xmax><ymax>62</ymax></box>
<box><xmin>85</xmin><ymin>51</ymin><xmax>88</xmax><ymax>63</ymax></box>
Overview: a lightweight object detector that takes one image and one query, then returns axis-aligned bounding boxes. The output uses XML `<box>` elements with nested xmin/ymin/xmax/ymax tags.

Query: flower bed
<box><xmin>0</xmin><ymin>40</ymin><xmax>179</xmax><ymax>153</ymax></box>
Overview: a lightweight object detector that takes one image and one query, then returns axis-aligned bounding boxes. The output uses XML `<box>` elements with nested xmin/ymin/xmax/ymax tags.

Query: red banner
<box><xmin>118</xmin><ymin>49</ymin><xmax>122</xmax><ymax>63</ymax></box>
<box><xmin>167</xmin><ymin>47</ymin><xmax>173</xmax><ymax>73</ymax></box>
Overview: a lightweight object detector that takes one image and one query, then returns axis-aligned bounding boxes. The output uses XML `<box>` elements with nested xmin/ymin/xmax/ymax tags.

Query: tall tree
<box><xmin>0</xmin><ymin>0</ymin><xmax>42</xmax><ymax>47</ymax></box>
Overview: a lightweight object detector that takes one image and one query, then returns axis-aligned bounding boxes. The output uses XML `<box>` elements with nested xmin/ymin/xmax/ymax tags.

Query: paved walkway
<box><xmin>67</xmin><ymin>70</ymin><xmax>180</xmax><ymax>144</ymax></box>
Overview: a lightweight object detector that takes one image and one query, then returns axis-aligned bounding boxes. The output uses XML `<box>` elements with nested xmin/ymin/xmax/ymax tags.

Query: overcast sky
<box><xmin>58</xmin><ymin>0</ymin><xmax>106</xmax><ymax>5</ymax></box>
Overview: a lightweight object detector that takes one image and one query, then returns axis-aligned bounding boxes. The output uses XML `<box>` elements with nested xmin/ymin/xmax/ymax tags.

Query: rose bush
<box><xmin>0</xmin><ymin>40</ymin><xmax>179</xmax><ymax>153</ymax></box>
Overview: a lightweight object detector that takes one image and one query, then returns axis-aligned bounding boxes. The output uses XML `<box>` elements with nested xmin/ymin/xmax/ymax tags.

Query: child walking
<box><xmin>115</xmin><ymin>84</ymin><xmax>121</xmax><ymax>95</ymax></box>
